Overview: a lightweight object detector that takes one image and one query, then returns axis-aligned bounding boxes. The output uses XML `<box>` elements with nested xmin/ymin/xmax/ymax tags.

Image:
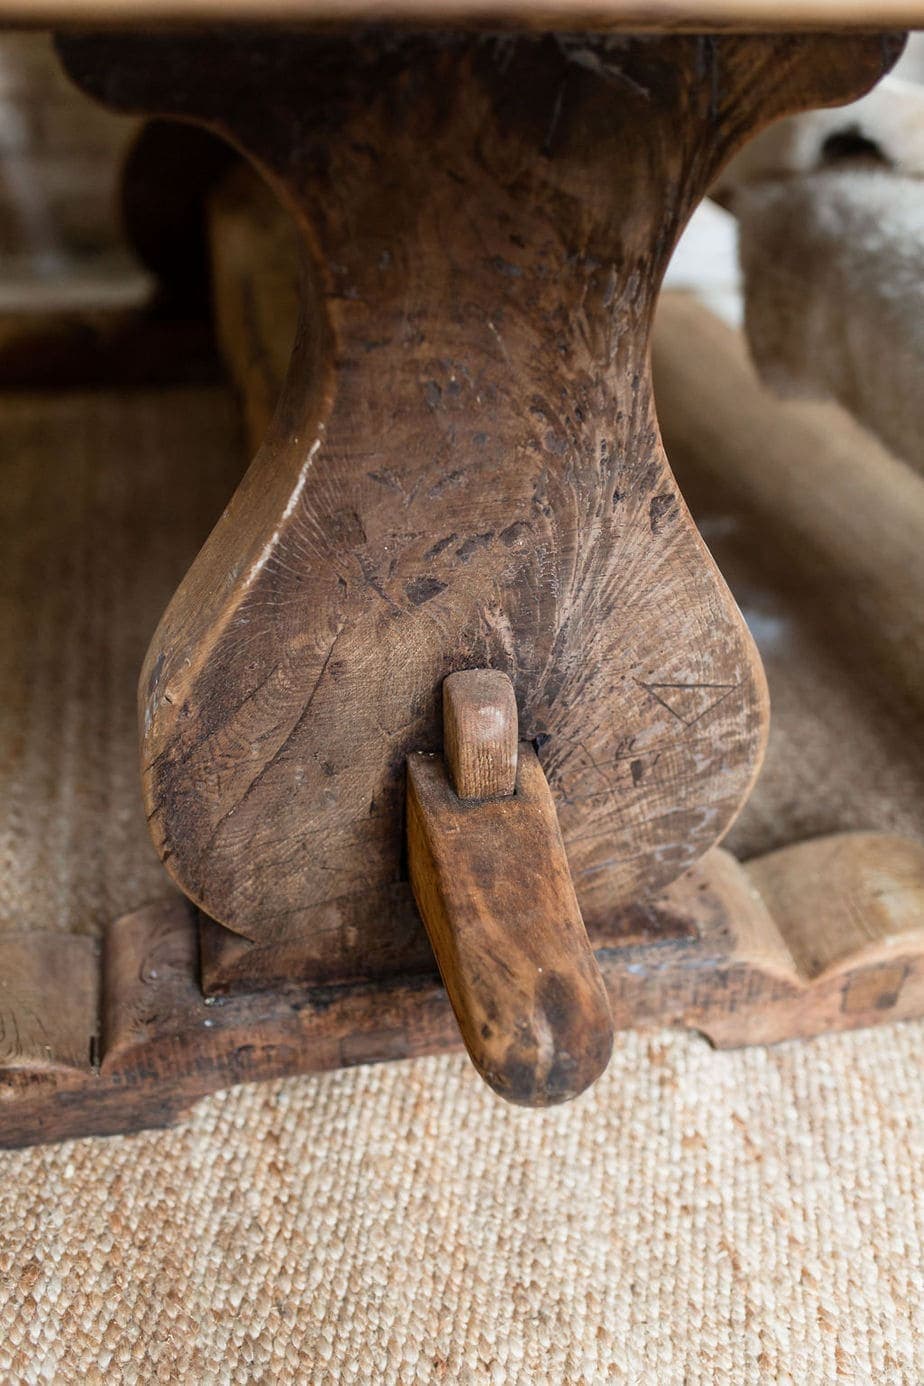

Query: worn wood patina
<box><xmin>0</xmin><ymin>27</ymin><xmax>919</xmax><ymax>1144</ymax></box>
<box><xmin>58</xmin><ymin>31</ymin><xmax>899</xmax><ymax>979</ymax></box>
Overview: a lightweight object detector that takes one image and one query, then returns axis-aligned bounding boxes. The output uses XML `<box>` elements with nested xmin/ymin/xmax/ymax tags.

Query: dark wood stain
<box><xmin>0</xmin><ymin>28</ymin><xmax>909</xmax><ymax>1143</ymax></box>
<box><xmin>54</xmin><ymin>29</ymin><xmax>895</xmax><ymax>968</ymax></box>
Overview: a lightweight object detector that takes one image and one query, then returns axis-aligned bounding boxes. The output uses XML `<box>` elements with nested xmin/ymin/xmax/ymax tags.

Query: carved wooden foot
<box><xmin>0</xmin><ymin>28</ymin><xmax>915</xmax><ymax>1143</ymax></box>
<box><xmin>3</xmin><ymin>831</ymin><xmax>922</xmax><ymax>1147</ymax></box>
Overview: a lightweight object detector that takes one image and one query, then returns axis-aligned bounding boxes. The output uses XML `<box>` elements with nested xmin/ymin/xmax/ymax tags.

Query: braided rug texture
<box><xmin>0</xmin><ymin>387</ymin><xmax>921</xmax><ymax>1384</ymax></box>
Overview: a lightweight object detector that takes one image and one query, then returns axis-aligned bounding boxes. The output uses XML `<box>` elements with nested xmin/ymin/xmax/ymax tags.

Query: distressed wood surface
<box><xmin>15</xmin><ymin>0</ymin><xmax>924</xmax><ymax>29</ymax></box>
<box><xmin>409</xmin><ymin>749</ymin><xmax>614</xmax><ymax>1104</ymax></box>
<box><xmin>747</xmin><ymin>834</ymin><xmax>924</xmax><ymax>984</ymax></box>
<box><xmin>442</xmin><ymin>669</ymin><xmax>518</xmax><ymax>801</ymax></box>
<box><xmin>409</xmin><ymin>670</ymin><xmax>613</xmax><ymax>1104</ymax></box>
<box><xmin>3</xmin><ymin>829</ymin><xmax>924</xmax><ymax>1146</ymax></box>
<box><xmin>203</xmin><ymin>174</ymin><xmax>924</xmax><ymax>867</ymax></box>
<box><xmin>0</xmin><ymin>934</ymin><xmax>99</xmax><ymax>1074</ymax></box>
<box><xmin>203</xmin><ymin>180</ymin><xmax>924</xmax><ymax>745</ymax></box>
<box><xmin>603</xmin><ymin>834</ymin><xmax>924</xmax><ymax>1047</ymax></box>
<box><xmin>6</xmin><ymin>29</ymin><xmax>913</xmax><ymax>1147</ymax></box>
<box><xmin>58</xmin><ymin>31</ymin><xmax>901</xmax><ymax>978</ymax></box>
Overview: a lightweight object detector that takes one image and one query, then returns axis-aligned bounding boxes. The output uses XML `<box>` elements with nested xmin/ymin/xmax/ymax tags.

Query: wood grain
<box><xmin>443</xmin><ymin>669</ymin><xmax>518</xmax><ymax>801</ymax></box>
<box><xmin>4</xmin><ymin>829</ymin><xmax>923</xmax><ymax>1146</ymax></box>
<box><xmin>409</xmin><ymin>742</ymin><xmax>613</xmax><ymax>1105</ymax></box>
<box><xmin>15</xmin><ymin>0</ymin><xmax>924</xmax><ymax>30</ymax></box>
<box><xmin>203</xmin><ymin>172</ymin><xmax>924</xmax><ymax>871</ymax></box>
<box><xmin>4</xmin><ymin>29</ymin><xmax>913</xmax><ymax>1146</ymax></box>
<box><xmin>747</xmin><ymin>834</ymin><xmax>924</xmax><ymax>984</ymax></box>
<box><xmin>57</xmin><ymin>30</ymin><xmax>899</xmax><ymax>977</ymax></box>
<box><xmin>0</xmin><ymin>934</ymin><xmax>98</xmax><ymax>1075</ymax></box>
<box><xmin>603</xmin><ymin>834</ymin><xmax>924</xmax><ymax>1047</ymax></box>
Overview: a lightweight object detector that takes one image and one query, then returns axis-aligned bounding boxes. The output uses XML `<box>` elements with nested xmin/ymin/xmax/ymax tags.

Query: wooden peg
<box><xmin>443</xmin><ymin>669</ymin><xmax>518</xmax><ymax>801</ymax></box>
<box><xmin>408</xmin><ymin>671</ymin><xmax>614</xmax><ymax>1107</ymax></box>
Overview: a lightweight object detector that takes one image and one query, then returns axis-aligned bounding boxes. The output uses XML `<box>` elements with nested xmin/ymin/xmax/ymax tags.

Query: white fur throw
<box><xmin>735</xmin><ymin>169</ymin><xmax>923</xmax><ymax>471</ymax></box>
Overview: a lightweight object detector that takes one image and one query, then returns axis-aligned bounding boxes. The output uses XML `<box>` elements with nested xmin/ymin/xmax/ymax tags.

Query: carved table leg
<box><xmin>0</xmin><ymin>29</ymin><xmax>916</xmax><ymax>1144</ymax></box>
<box><xmin>56</xmin><ymin>30</ymin><xmax>900</xmax><ymax>974</ymax></box>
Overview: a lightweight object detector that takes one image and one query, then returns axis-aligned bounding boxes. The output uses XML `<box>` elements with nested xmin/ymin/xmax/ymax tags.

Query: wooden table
<box><xmin>1</xmin><ymin>0</ymin><xmax>922</xmax><ymax>26</ymax></box>
<box><xmin>2</xmin><ymin>7</ymin><xmax>923</xmax><ymax>1145</ymax></box>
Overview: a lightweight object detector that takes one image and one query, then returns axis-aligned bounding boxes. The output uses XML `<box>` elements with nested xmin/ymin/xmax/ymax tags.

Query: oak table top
<box><xmin>3</xmin><ymin>0</ymin><xmax>922</xmax><ymax>30</ymax></box>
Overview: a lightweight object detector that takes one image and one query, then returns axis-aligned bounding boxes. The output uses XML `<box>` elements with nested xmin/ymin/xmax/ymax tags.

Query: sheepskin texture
<box><xmin>737</xmin><ymin>168</ymin><xmax>924</xmax><ymax>470</ymax></box>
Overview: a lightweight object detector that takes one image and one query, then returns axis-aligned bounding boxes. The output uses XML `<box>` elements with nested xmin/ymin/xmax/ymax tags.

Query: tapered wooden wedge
<box><xmin>407</xmin><ymin>671</ymin><xmax>614</xmax><ymax>1106</ymax></box>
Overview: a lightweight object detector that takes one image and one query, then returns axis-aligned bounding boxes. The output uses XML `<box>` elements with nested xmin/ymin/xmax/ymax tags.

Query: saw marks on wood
<box><xmin>197</xmin><ymin>165</ymin><xmax>924</xmax><ymax>874</ymax></box>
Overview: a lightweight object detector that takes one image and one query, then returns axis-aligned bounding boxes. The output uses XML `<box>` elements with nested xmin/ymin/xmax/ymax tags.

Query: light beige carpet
<box><xmin>0</xmin><ymin>384</ymin><xmax>922</xmax><ymax>1384</ymax></box>
<box><xmin>2</xmin><ymin>1028</ymin><xmax>923</xmax><ymax>1384</ymax></box>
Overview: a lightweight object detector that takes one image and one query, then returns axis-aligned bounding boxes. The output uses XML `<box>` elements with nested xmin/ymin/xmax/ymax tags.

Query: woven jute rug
<box><xmin>2</xmin><ymin>1028</ymin><xmax>923</xmax><ymax>1385</ymax></box>
<box><xmin>0</xmin><ymin>385</ymin><xmax>922</xmax><ymax>1385</ymax></box>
